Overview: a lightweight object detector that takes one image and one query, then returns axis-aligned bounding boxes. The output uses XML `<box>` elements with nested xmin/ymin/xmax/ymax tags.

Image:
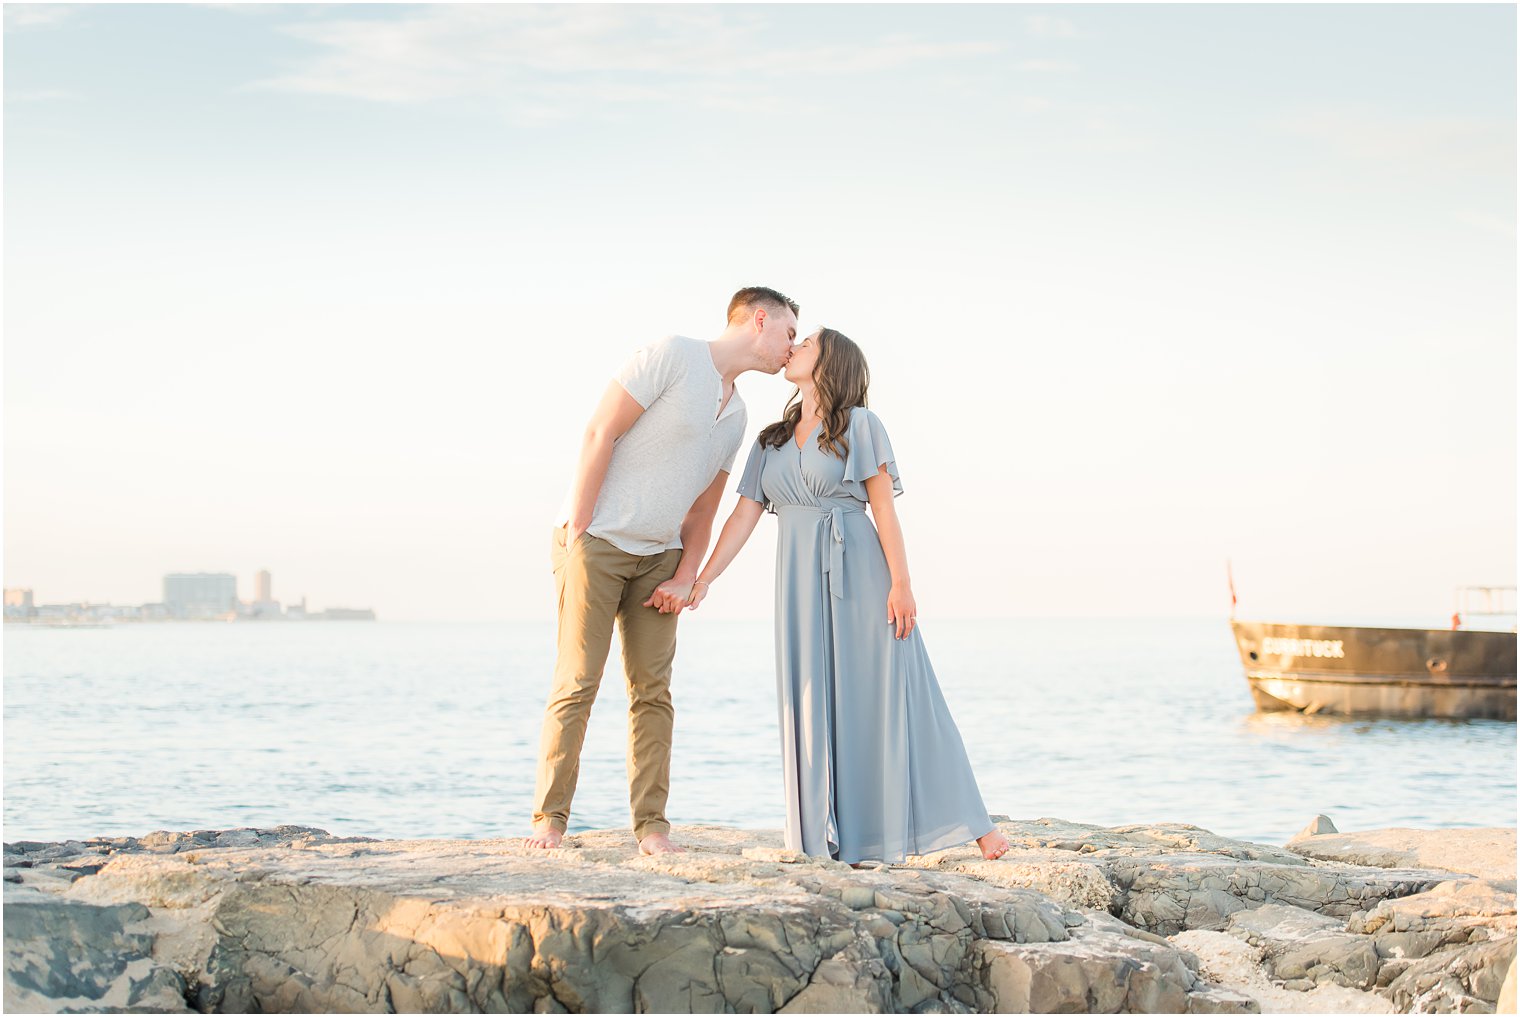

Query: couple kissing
<box><xmin>526</xmin><ymin>286</ymin><xmax>1010</xmax><ymax>866</ymax></box>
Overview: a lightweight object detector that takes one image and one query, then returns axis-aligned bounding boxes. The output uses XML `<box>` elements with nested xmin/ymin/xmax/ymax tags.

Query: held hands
<box><xmin>642</xmin><ymin>578</ymin><xmax>712</xmax><ymax>613</ymax></box>
<box><xmin>887</xmin><ymin>582</ymin><xmax>917</xmax><ymax>640</ymax></box>
<box><xmin>643</xmin><ymin>579</ymin><xmax>693</xmax><ymax>614</ymax></box>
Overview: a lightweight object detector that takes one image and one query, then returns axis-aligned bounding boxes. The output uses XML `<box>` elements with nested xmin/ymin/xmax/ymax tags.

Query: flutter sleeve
<box><xmin>735</xmin><ymin>438</ymin><xmax>774</xmax><ymax>513</ymax></box>
<box><xmin>839</xmin><ymin>407</ymin><xmax>903</xmax><ymax>502</ymax></box>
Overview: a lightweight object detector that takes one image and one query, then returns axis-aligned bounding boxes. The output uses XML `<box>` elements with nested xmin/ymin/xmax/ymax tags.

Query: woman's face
<box><xmin>783</xmin><ymin>330</ymin><xmax>822</xmax><ymax>386</ymax></box>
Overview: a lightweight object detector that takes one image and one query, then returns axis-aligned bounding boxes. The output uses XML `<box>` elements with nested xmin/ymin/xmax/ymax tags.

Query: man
<box><xmin>527</xmin><ymin>286</ymin><xmax>800</xmax><ymax>855</ymax></box>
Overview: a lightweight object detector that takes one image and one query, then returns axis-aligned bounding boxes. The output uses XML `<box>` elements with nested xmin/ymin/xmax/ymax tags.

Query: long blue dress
<box><xmin>736</xmin><ymin>407</ymin><xmax>995</xmax><ymax>864</ymax></box>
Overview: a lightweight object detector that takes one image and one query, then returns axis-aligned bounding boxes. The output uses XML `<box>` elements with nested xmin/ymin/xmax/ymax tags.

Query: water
<box><xmin>4</xmin><ymin>619</ymin><xmax>1514</xmax><ymax>846</ymax></box>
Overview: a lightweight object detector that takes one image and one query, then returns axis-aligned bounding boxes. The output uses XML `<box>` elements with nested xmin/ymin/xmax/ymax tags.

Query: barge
<box><xmin>1230</xmin><ymin>587</ymin><xmax>1516</xmax><ymax>720</ymax></box>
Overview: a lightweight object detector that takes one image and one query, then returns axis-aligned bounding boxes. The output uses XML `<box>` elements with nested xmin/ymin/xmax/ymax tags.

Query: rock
<box><xmin>1226</xmin><ymin>903</ymin><xmax>1379</xmax><ymax>989</ymax></box>
<box><xmin>3</xmin><ymin>896</ymin><xmax>190</xmax><ymax>1013</ymax></box>
<box><xmin>1385</xmin><ymin>939</ymin><xmax>1516</xmax><ymax>1013</ymax></box>
<box><xmin>1106</xmin><ymin>854</ymin><xmax>1444</xmax><ymax>936</ymax></box>
<box><xmin>1299</xmin><ymin>815</ymin><xmax>1340</xmax><ymax>838</ymax></box>
<box><xmin>1287</xmin><ymin>828</ymin><xmax>1517</xmax><ymax>887</ymax></box>
<box><xmin>1498</xmin><ymin>957</ymin><xmax>1515</xmax><ymax>1013</ymax></box>
<box><xmin>776</xmin><ymin>943</ymin><xmax>892</xmax><ymax>1013</ymax></box>
<box><xmin>1173</xmin><ymin>929</ymin><xmax>1395</xmax><ymax>1014</ymax></box>
<box><xmin>904</xmin><ymin>818</ymin><xmax>1456</xmax><ymax>938</ymax></box>
<box><xmin>1354</xmin><ymin>880</ymin><xmax>1518</xmax><ymax>1013</ymax></box>
<box><xmin>1186</xmin><ymin>983</ymin><xmax>1263</xmax><ymax>1013</ymax></box>
<box><xmin>3</xmin><ymin>819</ymin><xmax>1512</xmax><ymax>1014</ymax></box>
<box><xmin>977</xmin><ymin>935</ymin><xmax>1176</xmax><ymax>1013</ymax></box>
<box><xmin>974</xmin><ymin>920</ymin><xmax>1254</xmax><ymax>1014</ymax></box>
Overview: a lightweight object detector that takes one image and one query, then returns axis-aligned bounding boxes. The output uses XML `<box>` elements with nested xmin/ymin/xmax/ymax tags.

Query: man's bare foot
<box><xmin>524</xmin><ymin>823</ymin><xmax>564</xmax><ymax>849</ymax></box>
<box><xmin>978</xmin><ymin>829</ymin><xmax>1011</xmax><ymax>860</ymax></box>
<box><xmin>638</xmin><ymin>831</ymin><xmax>685</xmax><ymax>855</ymax></box>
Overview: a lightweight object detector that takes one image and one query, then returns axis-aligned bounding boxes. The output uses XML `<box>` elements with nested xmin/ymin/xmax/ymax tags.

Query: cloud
<box><xmin>1024</xmin><ymin>14</ymin><xmax>1081</xmax><ymax>40</ymax></box>
<box><xmin>4</xmin><ymin>4</ymin><xmax>75</xmax><ymax>29</ymax></box>
<box><xmin>1014</xmin><ymin>59</ymin><xmax>1079</xmax><ymax>73</ymax></box>
<box><xmin>1453</xmin><ymin>211</ymin><xmax>1516</xmax><ymax>238</ymax></box>
<box><xmin>1272</xmin><ymin>108</ymin><xmax>1514</xmax><ymax>177</ymax></box>
<box><xmin>4</xmin><ymin>87</ymin><xmax>74</xmax><ymax>103</ymax></box>
<box><xmin>249</xmin><ymin>5</ymin><xmax>1003</xmax><ymax>119</ymax></box>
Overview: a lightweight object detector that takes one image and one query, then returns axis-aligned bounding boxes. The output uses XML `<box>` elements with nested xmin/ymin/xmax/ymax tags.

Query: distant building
<box><xmin>7</xmin><ymin>575</ymin><xmax>372</xmax><ymax>624</ymax></box>
<box><xmin>246</xmin><ymin>568</ymin><xmax>283</xmax><ymax>619</ymax></box>
<box><xmin>315</xmin><ymin>607</ymin><xmax>377</xmax><ymax>621</ymax></box>
<box><xmin>164</xmin><ymin>573</ymin><xmax>238</xmax><ymax>619</ymax></box>
<box><xmin>4</xmin><ymin>588</ymin><xmax>35</xmax><ymax>620</ymax></box>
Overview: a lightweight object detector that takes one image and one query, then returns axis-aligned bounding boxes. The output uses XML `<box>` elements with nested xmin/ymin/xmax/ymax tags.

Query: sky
<box><xmin>4</xmin><ymin>3</ymin><xmax>1515</xmax><ymax>623</ymax></box>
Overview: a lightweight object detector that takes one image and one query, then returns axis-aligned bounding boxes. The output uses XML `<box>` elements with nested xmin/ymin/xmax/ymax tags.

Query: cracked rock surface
<box><xmin>3</xmin><ymin>819</ymin><xmax>1513</xmax><ymax>1013</ymax></box>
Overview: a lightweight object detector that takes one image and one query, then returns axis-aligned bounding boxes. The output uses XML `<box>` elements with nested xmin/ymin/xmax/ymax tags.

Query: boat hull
<box><xmin>1231</xmin><ymin>620</ymin><xmax>1516</xmax><ymax>721</ymax></box>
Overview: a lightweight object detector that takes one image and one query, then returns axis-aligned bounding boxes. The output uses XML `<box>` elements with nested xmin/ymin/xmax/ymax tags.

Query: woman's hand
<box><xmin>644</xmin><ymin>579</ymin><xmax>691</xmax><ymax>613</ymax></box>
<box><xmin>887</xmin><ymin>582</ymin><xmax>916</xmax><ymax>640</ymax></box>
<box><xmin>687</xmin><ymin>580</ymin><xmax>711</xmax><ymax>611</ymax></box>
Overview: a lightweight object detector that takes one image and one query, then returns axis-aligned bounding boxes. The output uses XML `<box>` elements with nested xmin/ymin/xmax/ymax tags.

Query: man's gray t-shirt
<box><xmin>557</xmin><ymin>336</ymin><xmax>747</xmax><ymax>556</ymax></box>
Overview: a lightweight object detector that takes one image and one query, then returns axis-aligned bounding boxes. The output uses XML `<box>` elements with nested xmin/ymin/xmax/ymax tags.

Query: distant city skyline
<box><xmin>5</xmin><ymin>566</ymin><xmax>374</xmax><ymax>623</ymax></box>
<box><xmin>5</xmin><ymin>4</ymin><xmax>1514</xmax><ymax>623</ymax></box>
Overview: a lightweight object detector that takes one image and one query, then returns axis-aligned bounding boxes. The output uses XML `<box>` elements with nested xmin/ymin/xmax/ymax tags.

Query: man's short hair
<box><xmin>727</xmin><ymin>286</ymin><xmax>799</xmax><ymax>325</ymax></box>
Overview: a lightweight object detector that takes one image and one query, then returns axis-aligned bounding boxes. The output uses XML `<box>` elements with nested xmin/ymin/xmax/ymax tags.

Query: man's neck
<box><xmin>706</xmin><ymin>329</ymin><xmax>756</xmax><ymax>387</ymax></box>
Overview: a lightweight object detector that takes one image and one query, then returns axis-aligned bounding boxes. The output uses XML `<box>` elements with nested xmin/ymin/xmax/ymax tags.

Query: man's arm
<box><xmin>643</xmin><ymin>469</ymin><xmax>728</xmax><ymax>613</ymax></box>
<box><xmin>564</xmin><ymin>381</ymin><xmax>646</xmax><ymax>544</ymax></box>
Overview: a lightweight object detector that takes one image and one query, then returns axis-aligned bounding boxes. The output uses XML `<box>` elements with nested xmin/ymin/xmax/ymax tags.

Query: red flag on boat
<box><xmin>1227</xmin><ymin>560</ymin><xmax>1238</xmax><ymax>616</ymax></box>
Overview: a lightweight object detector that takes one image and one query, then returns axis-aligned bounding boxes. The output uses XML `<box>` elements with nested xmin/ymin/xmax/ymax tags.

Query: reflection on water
<box><xmin>4</xmin><ymin>619</ymin><xmax>1514</xmax><ymax>845</ymax></box>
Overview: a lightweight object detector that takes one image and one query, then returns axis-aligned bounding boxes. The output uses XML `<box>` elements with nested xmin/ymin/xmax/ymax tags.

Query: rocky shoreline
<box><xmin>4</xmin><ymin>817</ymin><xmax>1514</xmax><ymax>1014</ymax></box>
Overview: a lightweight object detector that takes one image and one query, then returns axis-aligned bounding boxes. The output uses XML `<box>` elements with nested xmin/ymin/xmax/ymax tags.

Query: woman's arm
<box><xmin>687</xmin><ymin>496</ymin><xmax>766</xmax><ymax>610</ymax></box>
<box><xmin>643</xmin><ymin>469</ymin><xmax>729</xmax><ymax>613</ymax></box>
<box><xmin>865</xmin><ymin>466</ymin><xmax>917</xmax><ymax>639</ymax></box>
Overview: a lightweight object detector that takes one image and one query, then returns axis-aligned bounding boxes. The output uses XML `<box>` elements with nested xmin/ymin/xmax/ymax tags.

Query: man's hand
<box><xmin>643</xmin><ymin>579</ymin><xmax>694</xmax><ymax>614</ymax></box>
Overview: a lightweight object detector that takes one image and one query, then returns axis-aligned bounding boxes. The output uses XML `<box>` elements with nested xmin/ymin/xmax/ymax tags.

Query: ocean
<box><xmin>3</xmin><ymin>619</ymin><xmax>1514</xmax><ymax>846</ymax></box>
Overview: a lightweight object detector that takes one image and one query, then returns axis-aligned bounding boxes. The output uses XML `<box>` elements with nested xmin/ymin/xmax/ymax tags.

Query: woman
<box><xmin>688</xmin><ymin>328</ymin><xmax>1011</xmax><ymax>864</ymax></box>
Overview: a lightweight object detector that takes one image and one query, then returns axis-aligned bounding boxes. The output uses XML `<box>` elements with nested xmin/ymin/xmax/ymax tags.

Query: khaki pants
<box><xmin>534</xmin><ymin>525</ymin><xmax>682</xmax><ymax>841</ymax></box>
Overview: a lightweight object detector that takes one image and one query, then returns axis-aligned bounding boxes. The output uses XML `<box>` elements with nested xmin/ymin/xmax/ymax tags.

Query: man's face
<box><xmin>757</xmin><ymin>306</ymin><xmax>799</xmax><ymax>374</ymax></box>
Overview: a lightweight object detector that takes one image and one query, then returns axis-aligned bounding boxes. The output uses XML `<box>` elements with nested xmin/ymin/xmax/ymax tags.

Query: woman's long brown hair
<box><xmin>756</xmin><ymin>328</ymin><xmax>870</xmax><ymax>459</ymax></box>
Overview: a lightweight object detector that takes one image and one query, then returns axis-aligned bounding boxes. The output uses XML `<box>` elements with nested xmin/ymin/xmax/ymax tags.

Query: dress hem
<box><xmin>828</xmin><ymin>817</ymin><xmax>995</xmax><ymax>866</ymax></box>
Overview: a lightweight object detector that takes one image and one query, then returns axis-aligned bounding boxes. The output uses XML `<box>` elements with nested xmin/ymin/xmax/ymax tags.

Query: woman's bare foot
<box><xmin>524</xmin><ymin>822</ymin><xmax>564</xmax><ymax>849</ymax></box>
<box><xmin>977</xmin><ymin>829</ymin><xmax>1011</xmax><ymax>860</ymax></box>
<box><xmin>638</xmin><ymin>831</ymin><xmax>686</xmax><ymax>855</ymax></box>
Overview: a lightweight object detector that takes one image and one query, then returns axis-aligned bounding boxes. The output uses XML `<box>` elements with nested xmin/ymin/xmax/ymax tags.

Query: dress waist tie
<box><xmin>778</xmin><ymin>501</ymin><xmax>864</xmax><ymax>600</ymax></box>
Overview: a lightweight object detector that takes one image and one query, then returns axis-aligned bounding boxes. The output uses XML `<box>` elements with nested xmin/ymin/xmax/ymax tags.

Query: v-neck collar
<box><xmin>793</xmin><ymin>419</ymin><xmax>821</xmax><ymax>452</ymax></box>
